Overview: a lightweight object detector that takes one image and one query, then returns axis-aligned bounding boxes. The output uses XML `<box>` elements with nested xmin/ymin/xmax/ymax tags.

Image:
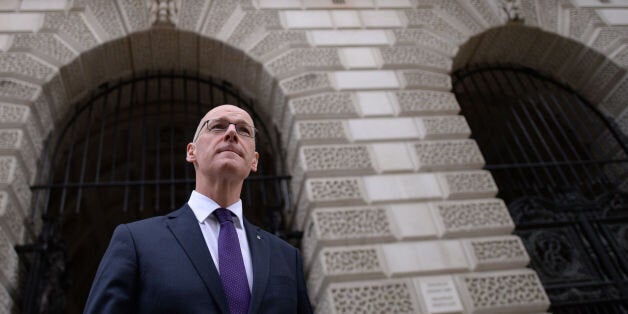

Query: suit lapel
<box><xmin>245</xmin><ymin>219</ymin><xmax>270</xmax><ymax>314</ymax></box>
<box><xmin>165</xmin><ymin>205</ymin><xmax>229</xmax><ymax>313</ymax></box>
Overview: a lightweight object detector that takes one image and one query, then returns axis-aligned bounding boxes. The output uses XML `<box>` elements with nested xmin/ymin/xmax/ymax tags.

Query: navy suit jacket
<box><xmin>84</xmin><ymin>204</ymin><xmax>312</xmax><ymax>314</ymax></box>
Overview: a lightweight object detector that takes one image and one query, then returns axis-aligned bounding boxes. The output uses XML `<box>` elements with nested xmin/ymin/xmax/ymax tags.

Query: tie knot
<box><xmin>213</xmin><ymin>208</ymin><xmax>233</xmax><ymax>224</ymax></box>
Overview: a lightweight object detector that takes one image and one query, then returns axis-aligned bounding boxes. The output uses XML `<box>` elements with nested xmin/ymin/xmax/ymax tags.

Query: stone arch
<box><xmin>0</xmin><ymin>1</ymin><xmax>300</xmax><ymax>310</ymax></box>
<box><xmin>453</xmin><ymin>24</ymin><xmax>626</xmax><ymax>121</ymax></box>
<box><xmin>429</xmin><ymin>0</ymin><xmax>628</xmax><ymax>128</ymax></box>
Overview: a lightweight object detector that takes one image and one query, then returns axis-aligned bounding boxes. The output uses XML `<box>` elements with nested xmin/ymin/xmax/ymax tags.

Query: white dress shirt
<box><xmin>187</xmin><ymin>190</ymin><xmax>253</xmax><ymax>291</ymax></box>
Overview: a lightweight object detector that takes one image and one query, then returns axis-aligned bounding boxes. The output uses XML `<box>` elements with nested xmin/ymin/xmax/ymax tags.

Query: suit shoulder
<box><xmin>253</xmin><ymin>226</ymin><xmax>299</xmax><ymax>252</ymax></box>
<box><xmin>121</xmin><ymin>205</ymin><xmax>188</xmax><ymax>232</ymax></box>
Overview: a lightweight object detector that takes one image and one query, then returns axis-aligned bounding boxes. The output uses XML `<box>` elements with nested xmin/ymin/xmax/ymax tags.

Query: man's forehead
<box><xmin>205</xmin><ymin>105</ymin><xmax>253</xmax><ymax>123</ymax></box>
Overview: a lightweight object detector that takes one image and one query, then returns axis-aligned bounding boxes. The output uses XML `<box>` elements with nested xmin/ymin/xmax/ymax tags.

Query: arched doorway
<box><xmin>453</xmin><ymin>64</ymin><xmax>628</xmax><ymax>312</ymax></box>
<box><xmin>18</xmin><ymin>72</ymin><xmax>291</xmax><ymax>313</ymax></box>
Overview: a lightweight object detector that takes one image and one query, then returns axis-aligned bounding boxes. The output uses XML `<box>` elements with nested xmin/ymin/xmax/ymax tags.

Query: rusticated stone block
<box><xmin>463</xmin><ymin>236</ymin><xmax>529</xmax><ymax>271</ymax></box>
<box><xmin>455</xmin><ymin>270</ymin><xmax>550</xmax><ymax>313</ymax></box>
<box><xmin>414</xmin><ymin>139</ymin><xmax>485</xmax><ymax>170</ymax></box>
<box><xmin>317</xmin><ymin>278</ymin><xmax>420</xmax><ymax>313</ymax></box>
<box><xmin>438</xmin><ymin>170</ymin><xmax>498</xmax><ymax>199</ymax></box>
<box><xmin>432</xmin><ymin>199</ymin><xmax>514</xmax><ymax>237</ymax></box>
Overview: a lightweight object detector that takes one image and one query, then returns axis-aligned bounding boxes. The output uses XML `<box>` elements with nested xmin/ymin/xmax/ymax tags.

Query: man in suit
<box><xmin>84</xmin><ymin>104</ymin><xmax>312</xmax><ymax>313</ymax></box>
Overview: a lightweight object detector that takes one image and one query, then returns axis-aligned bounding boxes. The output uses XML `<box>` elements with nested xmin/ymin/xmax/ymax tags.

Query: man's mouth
<box><xmin>217</xmin><ymin>146</ymin><xmax>243</xmax><ymax>157</ymax></box>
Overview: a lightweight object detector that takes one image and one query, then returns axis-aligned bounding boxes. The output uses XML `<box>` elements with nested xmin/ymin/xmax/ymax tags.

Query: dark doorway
<box><xmin>18</xmin><ymin>72</ymin><xmax>291</xmax><ymax>313</ymax></box>
<box><xmin>453</xmin><ymin>65</ymin><xmax>628</xmax><ymax>313</ymax></box>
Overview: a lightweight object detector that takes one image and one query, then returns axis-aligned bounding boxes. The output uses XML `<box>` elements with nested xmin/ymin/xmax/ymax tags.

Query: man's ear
<box><xmin>250</xmin><ymin>152</ymin><xmax>259</xmax><ymax>172</ymax></box>
<box><xmin>186</xmin><ymin>143</ymin><xmax>196</xmax><ymax>163</ymax></box>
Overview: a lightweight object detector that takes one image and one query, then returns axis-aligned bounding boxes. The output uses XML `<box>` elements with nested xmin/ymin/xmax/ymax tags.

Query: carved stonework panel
<box><xmin>301</xmin><ymin>145</ymin><xmax>373</xmax><ymax>173</ymax></box>
<box><xmin>0</xmin><ymin>103</ymin><xmax>28</xmax><ymax>124</ymax></box>
<box><xmin>401</xmin><ymin>70</ymin><xmax>451</xmax><ymax>90</ymax></box>
<box><xmin>425</xmin><ymin>0</ymin><xmax>484</xmax><ymax>34</ymax></box>
<box><xmin>590</xmin><ymin>27</ymin><xmax>628</xmax><ymax>55</ymax></box>
<box><xmin>439</xmin><ymin>170</ymin><xmax>498</xmax><ymax>199</ymax></box>
<box><xmin>279</xmin><ymin>72</ymin><xmax>332</xmax><ymax>96</ymax></box>
<box><xmin>0</xmin><ymin>228</ymin><xmax>19</xmax><ymax>293</ymax></box>
<box><xmin>289</xmin><ymin>93</ymin><xmax>356</xmax><ymax>117</ymax></box>
<box><xmin>568</xmin><ymin>8</ymin><xmax>602</xmax><ymax>41</ymax></box>
<box><xmin>250</xmin><ymin>31</ymin><xmax>308</xmax><ymax>60</ymax></box>
<box><xmin>295</xmin><ymin>177</ymin><xmax>365</xmax><ymax>230</ymax></box>
<box><xmin>394</xmin><ymin>90</ymin><xmax>460</xmax><ymax>115</ymax></box>
<box><xmin>307</xmin><ymin>177</ymin><xmax>364</xmax><ymax>203</ymax></box>
<box><xmin>0</xmin><ymin>53</ymin><xmax>56</xmax><ymax>83</ymax></box>
<box><xmin>0</xmin><ymin>79</ymin><xmax>39</xmax><ymax>102</ymax></box>
<box><xmin>392</xmin><ymin>29</ymin><xmax>457</xmax><ymax>56</ymax></box>
<box><xmin>380</xmin><ymin>47</ymin><xmax>452</xmax><ymax>71</ymax></box>
<box><xmin>456</xmin><ymin>270</ymin><xmax>549</xmax><ymax>312</ymax></box>
<box><xmin>178</xmin><ymin>0</ymin><xmax>210</xmax><ymax>31</ymax></box>
<box><xmin>228</xmin><ymin>11</ymin><xmax>281</xmax><ymax>47</ymax></box>
<box><xmin>519</xmin><ymin>0</ymin><xmax>539</xmax><ymax>27</ymax></box>
<box><xmin>419</xmin><ymin>115</ymin><xmax>470</xmax><ymax>139</ymax></box>
<box><xmin>0</xmin><ymin>129</ymin><xmax>24</xmax><ymax>149</ymax></box>
<box><xmin>316</xmin><ymin>207</ymin><xmax>392</xmax><ymax>241</ymax></box>
<box><xmin>296</xmin><ymin>121</ymin><xmax>347</xmax><ymax>142</ymax></box>
<box><xmin>117</xmin><ymin>0</ymin><xmax>150</xmax><ymax>32</ymax></box>
<box><xmin>266</xmin><ymin>48</ymin><xmax>341</xmax><ymax>78</ymax></box>
<box><xmin>433</xmin><ymin>199</ymin><xmax>514</xmax><ymax>236</ymax></box>
<box><xmin>202</xmin><ymin>1</ymin><xmax>237</xmax><ymax>36</ymax></box>
<box><xmin>86</xmin><ymin>0</ymin><xmax>126</xmax><ymax>39</ymax></box>
<box><xmin>321</xmin><ymin>279</ymin><xmax>419</xmax><ymax>314</ymax></box>
<box><xmin>469</xmin><ymin>0</ymin><xmax>503</xmax><ymax>27</ymax></box>
<box><xmin>308</xmin><ymin>246</ymin><xmax>384</xmax><ymax>302</ymax></box>
<box><xmin>0</xmin><ymin>191</ymin><xmax>25</xmax><ymax>245</ymax></box>
<box><xmin>465</xmin><ymin>236</ymin><xmax>529</xmax><ymax>270</ymax></box>
<box><xmin>42</xmin><ymin>12</ymin><xmax>99</xmax><ymax>52</ymax></box>
<box><xmin>413</xmin><ymin>139</ymin><xmax>484</xmax><ymax>170</ymax></box>
<box><xmin>536</xmin><ymin>0</ymin><xmax>559</xmax><ymax>33</ymax></box>
<box><xmin>302</xmin><ymin>206</ymin><xmax>393</xmax><ymax>267</ymax></box>
<box><xmin>0</xmin><ymin>129</ymin><xmax>35</xmax><ymax>179</ymax></box>
<box><xmin>404</xmin><ymin>9</ymin><xmax>467</xmax><ymax>43</ymax></box>
<box><xmin>10</xmin><ymin>33</ymin><xmax>77</xmax><ymax>66</ymax></box>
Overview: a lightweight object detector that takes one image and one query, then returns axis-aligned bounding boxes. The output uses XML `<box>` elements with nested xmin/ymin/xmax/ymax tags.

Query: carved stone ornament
<box><xmin>500</xmin><ymin>0</ymin><xmax>524</xmax><ymax>23</ymax></box>
<box><xmin>149</xmin><ymin>0</ymin><xmax>181</xmax><ymax>27</ymax></box>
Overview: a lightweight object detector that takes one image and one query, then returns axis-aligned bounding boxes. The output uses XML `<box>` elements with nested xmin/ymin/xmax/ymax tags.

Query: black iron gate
<box><xmin>453</xmin><ymin>65</ymin><xmax>628</xmax><ymax>312</ymax></box>
<box><xmin>17</xmin><ymin>72</ymin><xmax>293</xmax><ymax>313</ymax></box>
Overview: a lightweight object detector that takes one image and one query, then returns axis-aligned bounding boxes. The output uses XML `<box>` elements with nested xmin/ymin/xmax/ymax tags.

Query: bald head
<box><xmin>192</xmin><ymin>105</ymin><xmax>255</xmax><ymax>143</ymax></box>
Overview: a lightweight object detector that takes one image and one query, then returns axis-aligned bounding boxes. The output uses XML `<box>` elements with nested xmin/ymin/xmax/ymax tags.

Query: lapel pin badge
<box><xmin>257</xmin><ymin>235</ymin><xmax>262</xmax><ymax>240</ymax></box>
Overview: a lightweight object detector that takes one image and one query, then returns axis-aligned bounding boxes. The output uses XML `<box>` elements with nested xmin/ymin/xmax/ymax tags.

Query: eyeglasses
<box><xmin>197</xmin><ymin>119</ymin><xmax>256</xmax><ymax>139</ymax></box>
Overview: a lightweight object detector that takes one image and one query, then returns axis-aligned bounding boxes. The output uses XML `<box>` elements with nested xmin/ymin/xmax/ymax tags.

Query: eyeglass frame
<box><xmin>193</xmin><ymin>118</ymin><xmax>257</xmax><ymax>142</ymax></box>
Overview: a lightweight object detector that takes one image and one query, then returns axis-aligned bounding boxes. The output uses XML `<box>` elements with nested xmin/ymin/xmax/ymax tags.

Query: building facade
<box><xmin>0</xmin><ymin>0</ymin><xmax>627</xmax><ymax>313</ymax></box>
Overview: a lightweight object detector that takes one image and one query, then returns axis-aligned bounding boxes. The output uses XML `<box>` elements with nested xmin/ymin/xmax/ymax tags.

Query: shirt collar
<box><xmin>188</xmin><ymin>190</ymin><xmax>245</xmax><ymax>229</ymax></box>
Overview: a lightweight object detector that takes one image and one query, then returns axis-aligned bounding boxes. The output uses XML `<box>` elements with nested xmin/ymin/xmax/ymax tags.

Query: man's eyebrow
<box><xmin>210</xmin><ymin>117</ymin><xmax>253</xmax><ymax>125</ymax></box>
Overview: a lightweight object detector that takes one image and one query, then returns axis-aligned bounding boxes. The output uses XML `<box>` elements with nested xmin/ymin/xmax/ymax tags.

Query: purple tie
<box><xmin>214</xmin><ymin>208</ymin><xmax>250</xmax><ymax>314</ymax></box>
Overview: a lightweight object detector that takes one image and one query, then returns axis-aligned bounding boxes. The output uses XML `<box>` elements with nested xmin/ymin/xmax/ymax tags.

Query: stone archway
<box><xmin>1</xmin><ymin>1</ymin><xmax>628</xmax><ymax>313</ymax></box>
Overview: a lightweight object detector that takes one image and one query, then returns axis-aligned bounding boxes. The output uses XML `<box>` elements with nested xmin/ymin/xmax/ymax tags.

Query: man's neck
<box><xmin>195</xmin><ymin>179</ymin><xmax>243</xmax><ymax>208</ymax></box>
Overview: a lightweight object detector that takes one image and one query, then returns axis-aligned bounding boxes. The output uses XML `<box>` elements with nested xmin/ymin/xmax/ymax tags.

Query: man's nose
<box><xmin>224</xmin><ymin>124</ymin><xmax>238</xmax><ymax>140</ymax></box>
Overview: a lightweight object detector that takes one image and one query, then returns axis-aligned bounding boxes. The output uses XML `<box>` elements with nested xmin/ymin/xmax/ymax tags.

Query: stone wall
<box><xmin>0</xmin><ymin>0</ymin><xmax>626</xmax><ymax>312</ymax></box>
